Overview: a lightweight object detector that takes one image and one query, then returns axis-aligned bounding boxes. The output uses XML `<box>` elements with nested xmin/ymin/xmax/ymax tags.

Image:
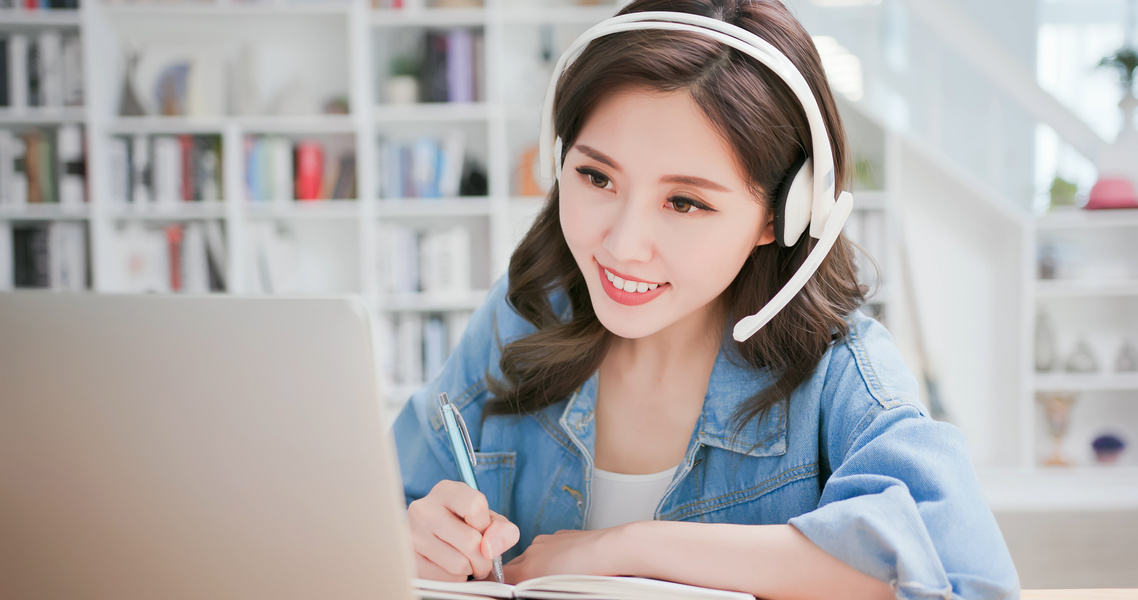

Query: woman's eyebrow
<box><xmin>660</xmin><ymin>174</ymin><xmax>730</xmax><ymax>192</ymax></box>
<box><xmin>575</xmin><ymin>143</ymin><xmax>731</xmax><ymax>192</ymax></box>
<box><xmin>574</xmin><ymin>144</ymin><xmax>621</xmax><ymax>170</ymax></box>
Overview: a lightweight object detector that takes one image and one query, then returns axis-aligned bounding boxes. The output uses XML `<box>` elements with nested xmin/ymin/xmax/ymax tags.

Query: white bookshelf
<box><xmin>1016</xmin><ymin>206</ymin><xmax>1138</xmax><ymax>509</ymax></box>
<box><xmin>3</xmin><ymin>0</ymin><xmax>901</xmax><ymax>421</ymax></box>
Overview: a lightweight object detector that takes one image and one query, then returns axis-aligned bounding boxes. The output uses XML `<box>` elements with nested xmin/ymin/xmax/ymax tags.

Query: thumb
<box><xmin>481</xmin><ymin>511</ymin><xmax>520</xmax><ymax>559</ymax></box>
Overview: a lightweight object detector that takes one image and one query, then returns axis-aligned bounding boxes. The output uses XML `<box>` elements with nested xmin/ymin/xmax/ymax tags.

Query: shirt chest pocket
<box><xmin>473</xmin><ymin>451</ymin><xmax>516</xmax><ymax>520</ymax></box>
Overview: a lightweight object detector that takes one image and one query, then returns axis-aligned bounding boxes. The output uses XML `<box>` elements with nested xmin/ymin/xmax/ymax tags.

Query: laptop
<box><xmin>0</xmin><ymin>292</ymin><xmax>417</xmax><ymax>600</ymax></box>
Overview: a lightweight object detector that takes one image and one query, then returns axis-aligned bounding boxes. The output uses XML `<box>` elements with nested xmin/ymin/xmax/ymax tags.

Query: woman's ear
<box><xmin>756</xmin><ymin>216</ymin><xmax>777</xmax><ymax>247</ymax></box>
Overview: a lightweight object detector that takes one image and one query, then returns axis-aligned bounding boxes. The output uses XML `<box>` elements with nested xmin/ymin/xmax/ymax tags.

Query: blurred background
<box><xmin>1</xmin><ymin>0</ymin><xmax>1135</xmax><ymax>588</ymax></box>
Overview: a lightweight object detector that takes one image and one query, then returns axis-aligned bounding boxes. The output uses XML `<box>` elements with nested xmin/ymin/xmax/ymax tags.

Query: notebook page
<box><xmin>516</xmin><ymin>575</ymin><xmax>755</xmax><ymax>600</ymax></box>
<box><xmin>414</xmin><ymin>577</ymin><xmax>515</xmax><ymax>600</ymax></box>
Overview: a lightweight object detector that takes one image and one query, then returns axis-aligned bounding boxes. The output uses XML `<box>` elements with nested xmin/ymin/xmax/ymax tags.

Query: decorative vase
<box><xmin>385</xmin><ymin>76</ymin><xmax>419</xmax><ymax>105</ymax></box>
<box><xmin>1088</xmin><ymin>92</ymin><xmax>1138</xmax><ymax>209</ymax></box>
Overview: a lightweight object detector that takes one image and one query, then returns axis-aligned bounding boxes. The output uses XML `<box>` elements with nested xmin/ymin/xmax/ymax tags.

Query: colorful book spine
<box><xmin>294</xmin><ymin>140</ymin><xmax>323</xmax><ymax>201</ymax></box>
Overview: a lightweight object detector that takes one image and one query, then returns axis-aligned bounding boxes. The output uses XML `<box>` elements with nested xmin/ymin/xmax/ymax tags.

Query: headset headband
<box><xmin>539</xmin><ymin>11</ymin><xmax>854</xmax><ymax>342</ymax></box>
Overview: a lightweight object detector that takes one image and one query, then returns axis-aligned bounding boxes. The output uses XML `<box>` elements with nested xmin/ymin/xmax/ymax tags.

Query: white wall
<box><xmin>892</xmin><ymin>136</ymin><xmax>1026</xmax><ymax>468</ymax></box>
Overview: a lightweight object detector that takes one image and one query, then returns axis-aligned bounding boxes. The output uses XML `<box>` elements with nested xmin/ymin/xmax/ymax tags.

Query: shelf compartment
<box><xmin>498</xmin><ymin>5</ymin><xmax>619</xmax><ymax>24</ymax></box>
<box><xmin>373</xmin><ymin>103</ymin><xmax>489</xmax><ymax>123</ymax></box>
<box><xmin>0</xmin><ymin>107</ymin><xmax>86</xmax><ymax>125</ymax></box>
<box><xmin>237</xmin><ymin>115</ymin><xmax>357</xmax><ymax>135</ymax></box>
<box><xmin>1036</xmin><ymin>207</ymin><xmax>1138</xmax><ymax>230</ymax></box>
<box><xmin>244</xmin><ymin>200</ymin><xmax>360</xmax><ymax>220</ymax></box>
<box><xmin>1036</xmin><ymin>279</ymin><xmax>1138</xmax><ymax>298</ymax></box>
<box><xmin>1033</xmin><ymin>373</ymin><xmax>1138</xmax><ymax>392</ymax></box>
<box><xmin>369</xmin><ymin>7</ymin><xmax>486</xmax><ymax>27</ymax></box>
<box><xmin>978</xmin><ymin>467</ymin><xmax>1138</xmax><ymax>512</ymax></box>
<box><xmin>108</xmin><ymin>117</ymin><xmax>229</xmax><ymax>135</ymax></box>
<box><xmin>0</xmin><ymin>9</ymin><xmax>81</xmax><ymax>28</ymax></box>
<box><xmin>376</xmin><ymin>198</ymin><xmax>491</xmax><ymax>218</ymax></box>
<box><xmin>106</xmin><ymin>202</ymin><xmax>228</xmax><ymax>221</ymax></box>
<box><xmin>375</xmin><ymin>289</ymin><xmax>487</xmax><ymax>312</ymax></box>
<box><xmin>100</xmin><ymin>4</ymin><xmax>350</xmax><ymax>18</ymax></box>
<box><xmin>0</xmin><ymin>204</ymin><xmax>89</xmax><ymax>220</ymax></box>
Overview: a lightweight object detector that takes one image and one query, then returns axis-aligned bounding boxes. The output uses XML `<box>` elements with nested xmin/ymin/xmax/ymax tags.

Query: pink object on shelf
<box><xmin>1086</xmin><ymin>177</ymin><xmax>1138</xmax><ymax>209</ymax></box>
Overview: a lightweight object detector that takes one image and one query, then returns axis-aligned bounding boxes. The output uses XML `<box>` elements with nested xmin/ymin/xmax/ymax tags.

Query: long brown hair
<box><xmin>486</xmin><ymin>0</ymin><xmax>866</xmax><ymax>431</ymax></box>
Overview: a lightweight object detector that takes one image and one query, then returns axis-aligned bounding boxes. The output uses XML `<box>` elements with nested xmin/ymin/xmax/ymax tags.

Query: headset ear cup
<box><xmin>772</xmin><ymin>156</ymin><xmax>813</xmax><ymax>247</ymax></box>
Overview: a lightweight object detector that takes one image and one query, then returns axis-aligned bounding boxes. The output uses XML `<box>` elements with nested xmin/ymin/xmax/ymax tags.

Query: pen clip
<box><xmin>453</xmin><ymin>410</ymin><xmax>477</xmax><ymax>467</ymax></box>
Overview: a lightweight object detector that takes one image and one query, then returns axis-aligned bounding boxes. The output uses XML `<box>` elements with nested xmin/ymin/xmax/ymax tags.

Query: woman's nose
<box><xmin>602</xmin><ymin>198</ymin><xmax>655</xmax><ymax>264</ymax></box>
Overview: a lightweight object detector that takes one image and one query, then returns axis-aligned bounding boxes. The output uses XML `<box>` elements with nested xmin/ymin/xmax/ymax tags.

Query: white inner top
<box><xmin>585</xmin><ymin>465</ymin><xmax>678</xmax><ymax>531</ymax></box>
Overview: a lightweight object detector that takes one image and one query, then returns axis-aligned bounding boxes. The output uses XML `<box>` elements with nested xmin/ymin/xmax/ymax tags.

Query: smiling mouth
<box><xmin>595</xmin><ymin>262</ymin><xmax>669</xmax><ymax>307</ymax></box>
<box><xmin>602</xmin><ymin>268</ymin><xmax>663</xmax><ymax>294</ymax></box>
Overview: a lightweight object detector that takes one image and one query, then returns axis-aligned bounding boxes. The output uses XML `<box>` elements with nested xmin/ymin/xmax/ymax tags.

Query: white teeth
<box><xmin>603</xmin><ymin>268</ymin><xmax>662</xmax><ymax>293</ymax></box>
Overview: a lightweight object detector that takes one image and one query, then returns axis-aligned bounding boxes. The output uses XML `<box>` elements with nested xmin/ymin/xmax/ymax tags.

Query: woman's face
<box><xmin>560</xmin><ymin>87</ymin><xmax>775</xmax><ymax>340</ymax></box>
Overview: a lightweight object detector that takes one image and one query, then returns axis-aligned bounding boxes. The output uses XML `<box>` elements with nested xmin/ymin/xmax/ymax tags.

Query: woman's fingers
<box><xmin>409</xmin><ymin>480</ymin><xmax>514</xmax><ymax>581</ymax></box>
<box><xmin>433</xmin><ymin>480</ymin><xmax>493</xmax><ymax>532</ymax></box>
<box><xmin>414</xmin><ymin>552</ymin><xmax>467</xmax><ymax>582</ymax></box>
<box><xmin>481</xmin><ymin>511</ymin><xmax>521</xmax><ymax>560</ymax></box>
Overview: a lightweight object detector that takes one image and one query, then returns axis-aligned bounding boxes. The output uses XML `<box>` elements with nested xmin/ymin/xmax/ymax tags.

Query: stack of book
<box><xmin>374</xmin><ymin>310</ymin><xmax>473</xmax><ymax>387</ymax></box>
<box><xmin>0</xmin><ymin>29</ymin><xmax>84</xmax><ymax>110</ymax></box>
<box><xmin>244</xmin><ymin>136</ymin><xmax>357</xmax><ymax>202</ymax></box>
<box><xmin>0</xmin><ymin>1</ymin><xmax>81</xmax><ymax>9</ymax></box>
<box><xmin>378</xmin><ymin>130</ymin><xmax>467</xmax><ymax>200</ymax></box>
<box><xmin>375</xmin><ymin>223</ymin><xmax>472</xmax><ymax>296</ymax></box>
<box><xmin>106</xmin><ymin>134</ymin><xmax>222</xmax><ymax>207</ymax></box>
<box><xmin>114</xmin><ymin>221</ymin><xmax>226</xmax><ymax>293</ymax></box>
<box><xmin>0</xmin><ymin>125</ymin><xmax>85</xmax><ymax>206</ymax></box>
<box><xmin>418</xmin><ymin>28</ymin><xmax>482</xmax><ymax>104</ymax></box>
<box><xmin>0</xmin><ymin>221</ymin><xmax>86</xmax><ymax>291</ymax></box>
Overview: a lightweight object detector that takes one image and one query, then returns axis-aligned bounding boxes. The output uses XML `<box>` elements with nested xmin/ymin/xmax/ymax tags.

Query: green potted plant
<box><xmin>386</xmin><ymin>54</ymin><xmax>421</xmax><ymax>105</ymax></box>
<box><xmin>1098</xmin><ymin>47</ymin><xmax>1138</xmax><ymax>93</ymax></box>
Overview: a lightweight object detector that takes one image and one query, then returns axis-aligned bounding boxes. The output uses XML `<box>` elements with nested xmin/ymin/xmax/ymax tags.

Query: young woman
<box><xmin>393</xmin><ymin>1</ymin><xmax>1019</xmax><ymax>598</ymax></box>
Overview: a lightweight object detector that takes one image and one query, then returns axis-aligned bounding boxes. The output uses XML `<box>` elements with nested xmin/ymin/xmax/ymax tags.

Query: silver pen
<box><xmin>438</xmin><ymin>393</ymin><xmax>505</xmax><ymax>584</ymax></box>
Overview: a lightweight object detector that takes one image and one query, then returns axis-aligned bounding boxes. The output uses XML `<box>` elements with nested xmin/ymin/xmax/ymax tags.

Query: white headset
<box><xmin>538</xmin><ymin>10</ymin><xmax>855</xmax><ymax>343</ymax></box>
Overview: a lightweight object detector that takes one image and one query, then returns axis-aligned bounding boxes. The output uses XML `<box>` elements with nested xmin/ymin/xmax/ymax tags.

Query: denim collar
<box><xmin>557</xmin><ymin>342</ymin><xmax>788</xmax><ymax>462</ymax></box>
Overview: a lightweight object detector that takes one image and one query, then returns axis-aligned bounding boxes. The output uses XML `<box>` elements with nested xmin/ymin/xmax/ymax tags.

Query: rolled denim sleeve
<box><xmin>788</xmin><ymin>324</ymin><xmax>1020</xmax><ymax>600</ymax></box>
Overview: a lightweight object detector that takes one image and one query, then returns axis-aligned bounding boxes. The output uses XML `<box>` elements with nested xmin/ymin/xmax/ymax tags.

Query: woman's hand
<box><xmin>407</xmin><ymin>480</ymin><xmax>520</xmax><ymax>581</ymax></box>
<box><xmin>504</xmin><ymin>526</ymin><xmax>628</xmax><ymax>583</ymax></box>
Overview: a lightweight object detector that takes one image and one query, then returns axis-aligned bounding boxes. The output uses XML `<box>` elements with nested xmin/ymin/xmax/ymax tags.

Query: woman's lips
<box><xmin>596</xmin><ymin>262</ymin><xmax>668</xmax><ymax>306</ymax></box>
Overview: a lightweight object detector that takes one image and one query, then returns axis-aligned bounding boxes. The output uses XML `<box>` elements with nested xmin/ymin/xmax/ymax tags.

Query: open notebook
<box><xmin>415</xmin><ymin>575</ymin><xmax>755</xmax><ymax>600</ymax></box>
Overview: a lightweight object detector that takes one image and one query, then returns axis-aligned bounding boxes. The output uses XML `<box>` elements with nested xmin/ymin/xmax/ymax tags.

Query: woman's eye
<box><xmin>668</xmin><ymin>196</ymin><xmax>705</xmax><ymax>214</ymax></box>
<box><xmin>576</xmin><ymin>167</ymin><xmax>612</xmax><ymax>190</ymax></box>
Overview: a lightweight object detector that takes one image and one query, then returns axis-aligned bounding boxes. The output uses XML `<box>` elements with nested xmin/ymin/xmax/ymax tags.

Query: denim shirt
<box><xmin>392</xmin><ymin>277</ymin><xmax>1020</xmax><ymax>600</ymax></box>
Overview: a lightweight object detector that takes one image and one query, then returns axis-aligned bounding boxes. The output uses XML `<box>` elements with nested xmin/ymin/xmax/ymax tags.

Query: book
<box><xmin>0</xmin><ymin>223</ymin><xmax>11</xmax><ymax>290</ymax></box>
<box><xmin>331</xmin><ymin>153</ymin><xmax>356</xmax><ymax>199</ymax></box>
<box><xmin>47</xmin><ymin>220</ymin><xmax>85</xmax><ymax>291</ymax></box>
<box><xmin>12</xmin><ymin>224</ymin><xmax>49</xmax><ymax>288</ymax></box>
<box><xmin>56</xmin><ymin>123</ymin><xmax>84</xmax><ymax>206</ymax></box>
<box><xmin>152</xmin><ymin>135</ymin><xmax>181</xmax><ymax>208</ymax></box>
<box><xmin>107</xmin><ymin>136</ymin><xmax>129</xmax><ymax>204</ymax></box>
<box><xmin>7</xmin><ymin>33</ymin><xmax>27</xmax><ymax>110</ymax></box>
<box><xmin>36</xmin><ymin>29</ymin><xmax>62</xmax><ymax>108</ymax></box>
<box><xmin>414</xmin><ymin>575</ymin><xmax>755</xmax><ymax>600</ymax></box>
<box><xmin>294</xmin><ymin>140</ymin><xmax>323</xmax><ymax>201</ymax></box>
<box><xmin>130</xmin><ymin>134</ymin><xmax>151</xmax><ymax>206</ymax></box>
<box><xmin>61</xmin><ymin>32</ymin><xmax>82</xmax><ymax>106</ymax></box>
<box><xmin>25</xmin><ymin>32</ymin><xmax>40</xmax><ymax>107</ymax></box>
<box><xmin>0</xmin><ymin>129</ymin><xmax>29</xmax><ymax>205</ymax></box>
<box><xmin>446</xmin><ymin>28</ymin><xmax>475</xmax><ymax>104</ymax></box>
<box><xmin>1</xmin><ymin>36</ymin><xmax>9</xmax><ymax>107</ymax></box>
<box><xmin>22</xmin><ymin>130</ymin><xmax>55</xmax><ymax>204</ymax></box>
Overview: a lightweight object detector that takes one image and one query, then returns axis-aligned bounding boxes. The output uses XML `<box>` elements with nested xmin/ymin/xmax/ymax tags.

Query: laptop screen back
<box><xmin>0</xmin><ymin>292</ymin><xmax>416</xmax><ymax>600</ymax></box>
